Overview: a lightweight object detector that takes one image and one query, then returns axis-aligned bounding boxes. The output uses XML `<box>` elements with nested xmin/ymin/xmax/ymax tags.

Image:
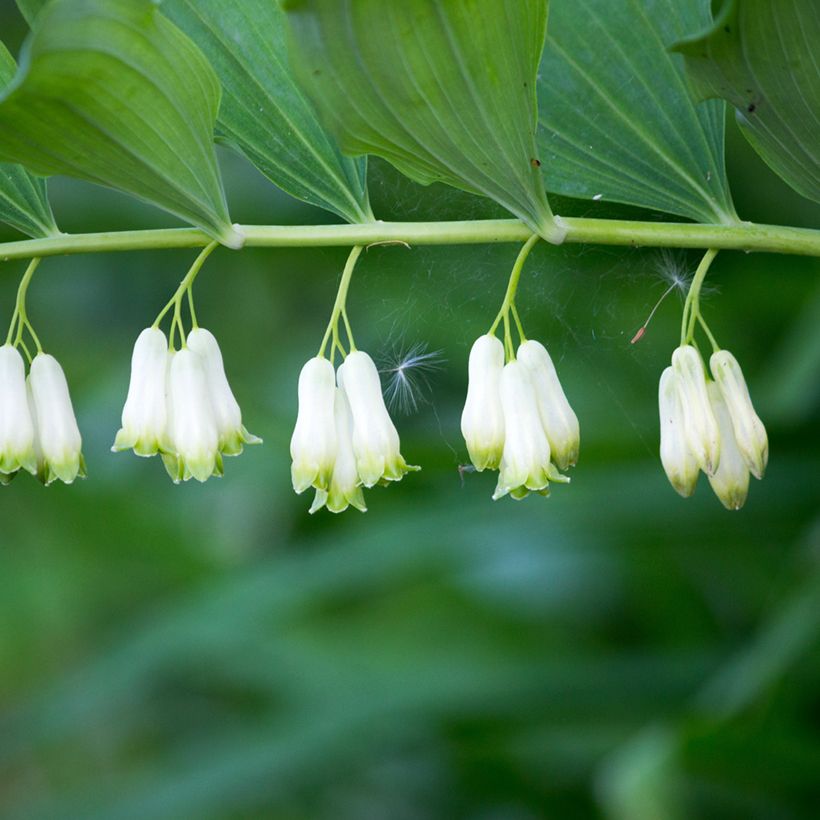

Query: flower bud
<box><xmin>710</xmin><ymin>350</ymin><xmax>768</xmax><ymax>479</ymax></box>
<box><xmin>310</xmin><ymin>388</ymin><xmax>366</xmax><ymax>514</ymax></box>
<box><xmin>517</xmin><ymin>339</ymin><xmax>579</xmax><ymax>470</ymax></box>
<box><xmin>0</xmin><ymin>344</ymin><xmax>36</xmax><ymax>476</ymax></box>
<box><xmin>28</xmin><ymin>353</ymin><xmax>85</xmax><ymax>485</ymax></box>
<box><xmin>460</xmin><ymin>334</ymin><xmax>505</xmax><ymax>471</ymax></box>
<box><xmin>671</xmin><ymin>345</ymin><xmax>720</xmax><ymax>475</ymax></box>
<box><xmin>706</xmin><ymin>382</ymin><xmax>749</xmax><ymax>510</ymax></box>
<box><xmin>187</xmin><ymin>328</ymin><xmax>260</xmax><ymax>456</ymax></box>
<box><xmin>493</xmin><ymin>360</ymin><xmax>551</xmax><ymax>500</ymax></box>
<box><xmin>112</xmin><ymin>327</ymin><xmax>169</xmax><ymax>456</ymax></box>
<box><xmin>658</xmin><ymin>367</ymin><xmax>698</xmax><ymax>497</ymax></box>
<box><xmin>290</xmin><ymin>356</ymin><xmax>337</xmax><ymax>493</ymax></box>
<box><xmin>164</xmin><ymin>348</ymin><xmax>220</xmax><ymax>483</ymax></box>
<box><xmin>337</xmin><ymin>350</ymin><xmax>418</xmax><ymax>487</ymax></box>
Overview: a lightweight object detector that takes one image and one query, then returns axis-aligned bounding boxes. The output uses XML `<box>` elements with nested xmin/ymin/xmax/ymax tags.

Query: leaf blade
<box><xmin>0</xmin><ymin>0</ymin><xmax>241</xmax><ymax>246</ymax></box>
<box><xmin>673</xmin><ymin>0</ymin><xmax>820</xmax><ymax>205</ymax></box>
<box><xmin>0</xmin><ymin>40</ymin><xmax>57</xmax><ymax>238</ymax></box>
<box><xmin>161</xmin><ymin>0</ymin><xmax>372</xmax><ymax>224</ymax></box>
<box><xmin>283</xmin><ymin>0</ymin><xmax>562</xmax><ymax>241</ymax></box>
<box><xmin>538</xmin><ymin>0</ymin><xmax>738</xmax><ymax>224</ymax></box>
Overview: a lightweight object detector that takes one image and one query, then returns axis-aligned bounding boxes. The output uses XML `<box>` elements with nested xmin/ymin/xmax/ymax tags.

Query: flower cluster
<box><xmin>113</xmin><ymin>327</ymin><xmax>259</xmax><ymax>482</ymax></box>
<box><xmin>461</xmin><ymin>335</ymin><xmax>579</xmax><ymax>500</ymax></box>
<box><xmin>659</xmin><ymin>345</ymin><xmax>767</xmax><ymax>509</ymax></box>
<box><xmin>0</xmin><ymin>345</ymin><xmax>84</xmax><ymax>486</ymax></box>
<box><xmin>290</xmin><ymin>350</ymin><xmax>418</xmax><ymax>513</ymax></box>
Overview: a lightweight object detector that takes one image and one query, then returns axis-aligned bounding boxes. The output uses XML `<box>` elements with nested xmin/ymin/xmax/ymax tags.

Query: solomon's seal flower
<box><xmin>658</xmin><ymin>366</ymin><xmax>698</xmax><ymax>498</ymax></box>
<box><xmin>0</xmin><ymin>344</ymin><xmax>37</xmax><ymax>477</ymax></box>
<box><xmin>461</xmin><ymin>334</ymin><xmax>505</xmax><ymax>471</ymax></box>
<box><xmin>290</xmin><ymin>356</ymin><xmax>338</xmax><ymax>494</ymax></box>
<box><xmin>112</xmin><ymin>327</ymin><xmax>169</xmax><ymax>457</ymax></box>
<box><xmin>706</xmin><ymin>382</ymin><xmax>750</xmax><ymax>510</ymax></box>
<box><xmin>27</xmin><ymin>353</ymin><xmax>85</xmax><ymax>485</ymax></box>
<box><xmin>337</xmin><ymin>350</ymin><xmax>418</xmax><ymax>487</ymax></box>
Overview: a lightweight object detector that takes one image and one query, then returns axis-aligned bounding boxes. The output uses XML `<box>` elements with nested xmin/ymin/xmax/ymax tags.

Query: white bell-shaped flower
<box><xmin>493</xmin><ymin>360</ymin><xmax>552</xmax><ymax>500</ymax></box>
<box><xmin>186</xmin><ymin>328</ymin><xmax>260</xmax><ymax>456</ymax></box>
<box><xmin>310</xmin><ymin>388</ymin><xmax>366</xmax><ymax>514</ymax></box>
<box><xmin>112</xmin><ymin>327</ymin><xmax>169</xmax><ymax>457</ymax></box>
<box><xmin>461</xmin><ymin>334</ymin><xmax>505</xmax><ymax>471</ymax></box>
<box><xmin>27</xmin><ymin>353</ymin><xmax>85</xmax><ymax>485</ymax></box>
<box><xmin>164</xmin><ymin>348</ymin><xmax>221</xmax><ymax>483</ymax></box>
<box><xmin>337</xmin><ymin>350</ymin><xmax>418</xmax><ymax>488</ymax></box>
<box><xmin>658</xmin><ymin>366</ymin><xmax>699</xmax><ymax>497</ymax></box>
<box><xmin>517</xmin><ymin>339</ymin><xmax>580</xmax><ymax>471</ymax></box>
<box><xmin>710</xmin><ymin>350</ymin><xmax>768</xmax><ymax>480</ymax></box>
<box><xmin>671</xmin><ymin>345</ymin><xmax>721</xmax><ymax>475</ymax></box>
<box><xmin>0</xmin><ymin>344</ymin><xmax>36</xmax><ymax>476</ymax></box>
<box><xmin>706</xmin><ymin>382</ymin><xmax>750</xmax><ymax>510</ymax></box>
<box><xmin>290</xmin><ymin>356</ymin><xmax>337</xmax><ymax>493</ymax></box>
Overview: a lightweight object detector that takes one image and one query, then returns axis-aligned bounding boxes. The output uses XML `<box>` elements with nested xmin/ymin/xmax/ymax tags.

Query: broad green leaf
<box><xmin>15</xmin><ymin>0</ymin><xmax>45</xmax><ymax>26</ymax></box>
<box><xmin>0</xmin><ymin>41</ymin><xmax>56</xmax><ymax>237</ymax></box>
<box><xmin>673</xmin><ymin>0</ymin><xmax>820</xmax><ymax>206</ymax></box>
<box><xmin>538</xmin><ymin>0</ymin><xmax>738</xmax><ymax>225</ymax></box>
<box><xmin>283</xmin><ymin>0</ymin><xmax>563</xmax><ymax>242</ymax></box>
<box><xmin>0</xmin><ymin>0</ymin><xmax>242</xmax><ymax>247</ymax></box>
<box><xmin>161</xmin><ymin>0</ymin><xmax>372</xmax><ymax>224</ymax></box>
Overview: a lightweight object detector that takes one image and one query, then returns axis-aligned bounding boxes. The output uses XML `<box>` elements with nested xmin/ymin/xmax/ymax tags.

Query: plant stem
<box><xmin>681</xmin><ymin>249</ymin><xmax>718</xmax><ymax>346</ymax></box>
<box><xmin>489</xmin><ymin>234</ymin><xmax>540</xmax><ymax>335</ymax></box>
<box><xmin>153</xmin><ymin>241</ymin><xmax>218</xmax><ymax>336</ymax></box>
<box><xmin>318</xmin><ymin>245</ymin><xmax>363</xmax><ymax>359</ymax></box>
<box><xmin>1</xmin><ymin>218</ymin><xmax>820</xmax><ymax>260</ymax></box>
<box><xmin>6</xmin><ymin>257</ymin><xmax>42</xmax><ymax>352</ymax></box>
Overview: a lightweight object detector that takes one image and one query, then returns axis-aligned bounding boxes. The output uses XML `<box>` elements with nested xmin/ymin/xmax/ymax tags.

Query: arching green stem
<box><xmin>488</xmin><ymin>234</ymin><xmax>540</xmax><ymax>336</ymax></box>
<box><xmin>681</xmin><ymin>248</ymin><xmax>719</xmax><ymax>347</ymax></box>
<box><xmin>6</xmin><ymin>258</ymin><xmax>43</xmax><ymax>355</ymax></box>
<box><xmin>318</xmin><ymin>245</ymin><xmax>364</xmax><ymax>359</ymax></box>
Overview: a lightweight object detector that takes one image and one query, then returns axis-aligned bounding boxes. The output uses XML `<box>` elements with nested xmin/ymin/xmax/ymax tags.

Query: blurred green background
<box><xmin>1</xmin><ymin>4</ymin><xmax>819</xmax><ymax>818</ymax></box>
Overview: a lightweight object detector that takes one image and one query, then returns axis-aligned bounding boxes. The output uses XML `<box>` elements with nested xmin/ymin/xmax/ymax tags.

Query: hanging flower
<box><xmin>187</xmin><ymin>328</ymin><xmax>261</xmax><ymax>456</ymax></box>
<box><xmin>0</xmin><ymin>343</ymin><xmax>37</xmax><ymax>477</ymax></box>
<box><xmin>290</xmin><ymin>356</ymin><xmax>338</xmax><ymax>494</ymax></box>
<box><xmin>461</xmin><ymin>334</ymin><xmax>505</xmax><ymax>471</ymax></box>
<box><xmin>517</xmin><ymin>339</ymin><xmax>579</xmax><ymax>471</ymax></box>
<box><xmin>163</xmin><ymin>349</ymin><xmax>221</xmax><ymax>483</ymax></box>
<box><xmin>27</xmin><ymin>353</ymin><xmax>85</xmax><ymax>485</ymax></box>
<box><xmin>710</xmin><ymin>350</ymin><xmax>768</xmax><ymax>479</ymax></box>
<box><xmin>658</xmin><ymin>366</ymin><xmax>699</xmax><ymax>497</ymax></box>
<box><xmin>706</xmin><ymin>382</ymin><xmax>750</xmax><ymax>510</ymax></box>
<box><xmin>112</xmin><ymin>327</ymin><xmax>169</xmax><ymax>457</ymax></box>
<box><xmin>337</xmin><ymin>350</ymin><xmax>418</xmax><ymax>487</ymax></box>
<box><xmin>310</xmin><ymin>387</ymin><xmax>367</xmax><ymax>514</ymax></box>
<box><xmin>493</xmin><ymin>360</ymin><xmax>553</xmax><ymax>500</ymax></box>
<box><xmin>671</xmin><ymin>345</ymin><xmax>720</xmax><ymax>475</ymax></box>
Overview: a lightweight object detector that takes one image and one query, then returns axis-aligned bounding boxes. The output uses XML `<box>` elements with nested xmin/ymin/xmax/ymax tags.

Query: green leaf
<box><xmin>0</xmin><ymin>0</ymin><xmax>242</xmax><ymax>247</ymax></box>
<box><xmin>538</xmin><ymin>0</ymin><xmax>738</xmax><ymax>225</ymax></box>
<box><xmin>161</xmin><ymin>0</ymin><xmax>372</xmax><ymax>224</ymax></box>
<box><xmin>0</xmin><ymin>41</ymin><xmax>57</xmax><ymax>238</ymax></box>
<box><xmin>673</xmin><ymin>0</ymin><xmax>820</xmax><ymax>206</ymax></box>
<box><xmin>15</xmin><ymin>0</ymin><xmax>45</xmax><ymax>27</ymax></box>
<box><xmin>283</xmin><ymin>0</ymin><xmax>563</xmax><ymax>242</ymax></box>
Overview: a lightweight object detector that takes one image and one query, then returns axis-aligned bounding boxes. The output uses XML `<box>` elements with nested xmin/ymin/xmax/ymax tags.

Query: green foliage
<box><xmin>0</xmin><ymin>41</ymin><xmax>56</xmax><ymax>238</ymax></box>
<box><xmin>539</xmin><ymin>0</ymin><xmax>737</xmax><ymax>224</ymax></box>
<box><xmin>0</xmin><ymin>0</ymin><xmax>240</xmax><ymax>247</ymax></box>
<box><xmin>161</xmin><ymin>0</ymin><xmax>372</xmax><ymax>224</ymax></box>
<box><xmin>282</xmin><ymin>0</ymin><xmax>561</xmax><ymax>240</ymax></box>
<box><xmin>675</xmin><ymin>0</ymin><xmax>820</xmax><ymax>205</ymax></box>
<box><xmin>14</xmin><ymin>0</ymin><xmax>45</xmax><ymax>27</ymax></box>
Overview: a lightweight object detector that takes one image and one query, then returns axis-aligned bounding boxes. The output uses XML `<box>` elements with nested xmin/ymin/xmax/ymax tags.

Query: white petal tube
<box><xmin>290</xmin><ymin>356</ymin><xmax>337</xmax><ymax>493</ymax></box>
<box><xmin>710</xmin><ymin>350</ymin><xmax>768</xmax><ymax>479</ymax></box>
<box><xmin>187</xmin><ymin>328</ymin><xmax>260</xmax><ymax>456</ymax></box>
<box><xmin>28</xmin><ymin>353</ymin><xmax>84</xmax><ymax>485</ymax></box>
<box><xmin>671</xmin><ymin>345</ymin><xmax>721</xmax><ymax>475</ymax></box>
<box><xmin>658</xmin><ymin>367</ymin><xmax>699</xmax><ymax>497</ymax></box>
<box><xmin>706</xmin><ymin>382</ymin><xmax>750</xmax><ymax>510</ymax></box>
<box><xmin>493</xmin><ymin>360</ymin><xmax>551</xmax><ymax>500</ymax></box>
<box><xmin>517</xmin><ymin>339</ymin><xmax>579</xmax><ymax>470</ymax></box>
<box><xmin>113</xmin><ymin>327</ymin><xmax>169</xmax><ymax>456</ymax></box>
<box><xmin>310</xmin><ymin>388</ymin><xmax>366</xmax><ymax>514</ymax></box>
<box><xmin>167</xmin><ymin>348</ymin><xmax>220</xmax><ymax>483</ymax></box>
<box><xmin>460</xmin><ymin>334</ymin><xmax>505</xmax><ymax>471</ymax></box>
<box><xmin>0</xmin><ymin>344</ymin><xmax>36</xmax><ymax>475</ymax></box>
<box><xmin>338</xmin><ymin>350</ymin><xmax>418</xmax><ymax>487</ymax></box>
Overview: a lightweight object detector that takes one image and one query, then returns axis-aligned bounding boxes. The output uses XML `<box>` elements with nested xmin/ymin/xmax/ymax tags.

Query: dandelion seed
<box><xmin>379</xmin><ymin>342</ymin><xmax>445</xmax><ymax>414</ymax></box>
